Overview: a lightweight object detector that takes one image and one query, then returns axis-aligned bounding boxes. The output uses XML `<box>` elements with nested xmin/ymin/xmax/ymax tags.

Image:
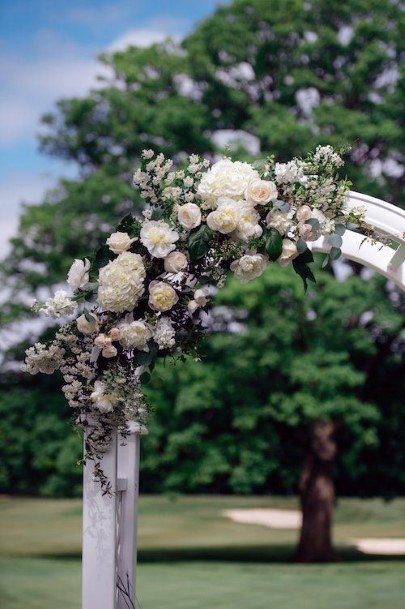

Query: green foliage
<box><xmin>0</xmin><ymin>0</ymin><xmax>403</xmax><ymax>497</ymax></box>
<box><xmin>188</xmin><ymin>225</ymin><xmax>213</xmax><ymax>261</ymax></box>
<box><xmin>264</xmin><ymin>228</ymin><xmax>283</xmax><ymax>261</ymax></box>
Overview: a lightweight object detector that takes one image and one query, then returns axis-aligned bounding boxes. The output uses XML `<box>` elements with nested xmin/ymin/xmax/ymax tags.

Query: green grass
<box><xmin>1</xmin><ymin>496</ymin><xmax>404</xmax><ymax>608</ymax></box>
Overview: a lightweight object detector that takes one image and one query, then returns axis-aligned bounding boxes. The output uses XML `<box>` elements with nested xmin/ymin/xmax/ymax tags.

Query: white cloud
<box><xmin>108</xmin><ymin>28</ymin><xmax>180</xmax><ymax>51</ymax></box>
<box><xmin>0</xmin><ymin>171</ymin><xmax>61</xmax><ymax>258</ymax></box>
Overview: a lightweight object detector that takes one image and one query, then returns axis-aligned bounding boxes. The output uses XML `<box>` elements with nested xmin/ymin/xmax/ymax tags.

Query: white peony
<box><xmin>278</xmin><ymin>239</ymin><xmax>299</xmax><ymax>267</ymax></box>
<box><xmin>76</xmin><ymin>313</ymin><xmax>99</xmax><ymax>335</ymax></box>
<box><xmin>97</xmin><ymin>252</ymin><xmax>146</xmax><ymax>313</ymax></box>
<box><xmin>67</xmin><ymin>259</ymin><xmax>91</xmax><ymax>291</ymax></box>
<box><xmin>235</xmin><ymin>206</ymin><xmax>262</xmax><ymax>241</ymax></box>
<box><xmin>148</xmin><ymin>281</ymin><xmax>179</xmax><ymax>312</ymax></box>
<box><xmin>177</xmin><ymin>203</ymin><xmax>201</xmax><ymax>230</ymax></box>
<box><xmin>90</xmin><ymin>381</ymin><xmax>116</xmax><ymax>413</ymax></box>
<box><xmin>245</xmin><ymin>179</ymin><xmax>278</xmax><ymax>206</ymax></box>
<box><xmin>206</xmin><ymin>197</ymin><xmax>244</xmax><ymax>234</ymax></box>
<box><xmin>230</xmin><ymin>254</ymin><xmax>268</xmax><ymax>283</ymax></box>
<box><xmin>140</xmin><ymin>220</ymin><xmax>179</xmax><ymax>258</ymax></box>
<box><xmin>164</xmin><ymin>251</ymin><xmax>188</xmax><ymax>273</ymax></box>
<box><xmin>119</xmin><ymin>320</ymin><xmax>152</xmax><ymax>351</ymax></box>
<box><xmin>198</xmin><ymin>159</ymin><xmax>259</xmax><ymax>206</ymax></box>
<box><xmin>39</xmin><ymin>290</ymin><xmax>77</xmax><ymax>318</ymax></box>
<box><xmin>266</xmin><ymin>209</ymin><xmax>292</xmax><ymax>235</ymax></box>
<box><xmin>154</xmin><ymin>316</ymin><xmax>176</xmax><ymax>349</ymax></box>
<box><xmin>106</xmin><ymin>231</ymin><xmax>136</xmax><ymax>254</ymax></box>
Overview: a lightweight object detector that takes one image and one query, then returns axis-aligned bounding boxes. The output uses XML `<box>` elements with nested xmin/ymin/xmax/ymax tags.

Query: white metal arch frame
<box><xmin>309</xmin><ymin>191</ymin><xmax>405</xmax><ymax>289</ymax></box>
<box><xmin>81</xmin><ymin>191</ymin><xmax>405</xmax><ymax>609</ymax></box>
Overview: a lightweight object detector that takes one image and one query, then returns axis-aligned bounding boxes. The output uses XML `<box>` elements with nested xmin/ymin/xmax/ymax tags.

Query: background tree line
<box><xmin>0</xmin><ymin>0</ymin><xmax>404</xmax><ymax>542</ymax></box>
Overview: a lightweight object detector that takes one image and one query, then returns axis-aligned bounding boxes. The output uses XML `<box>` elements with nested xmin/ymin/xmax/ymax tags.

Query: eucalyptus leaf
<box><xmin>329</xmin><ymin>246</ymin><xmax>341</xmax><ymax>261</ymax></box>
<box><xmin>274</xmin><ymin>199</ymin><xmax>290</xmax><ymax>213</ymax></box>
<box><xmin>327</xmin><ymin>234</ymin><xmax>343</xmax><ymax>248</ymax></box>
<box><xmin>297</xmin><ymin>238</ymin><xmax>307</xmax><ymax>254</ymax></box>
<box><xmin>306</xmin><ymin>218</ymin><xmax>320</xmax><ymax>231</ymax></box>
<box><xmin>335</xmin><ymin>224</ymin><xmax>346</xmax><ymax>236</ymax></box>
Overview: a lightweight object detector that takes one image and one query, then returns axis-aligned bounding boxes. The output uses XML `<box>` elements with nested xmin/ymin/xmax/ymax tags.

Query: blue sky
<box><xmin>0</xmin><ymin>0</ymin><xmax>228</xmax><ymax>255</ymax></box>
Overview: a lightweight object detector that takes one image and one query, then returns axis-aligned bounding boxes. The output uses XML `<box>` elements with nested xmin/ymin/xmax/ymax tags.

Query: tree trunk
<box><xmin>295</xmin><ymin>420</ymin><xmax>337</xmax><ymax>562</ymax></box>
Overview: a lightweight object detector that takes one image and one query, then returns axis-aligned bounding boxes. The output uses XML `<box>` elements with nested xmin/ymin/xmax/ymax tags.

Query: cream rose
<box><xmin>177</xmin><ymin>203</ymin><xmax>201</xmax><ymax>230</ymax></box>
<box><xmin>140</xmin><ymin>220</ymin><xmax>179</xmax><ymax>258</ymax></box>
<box><xmin>206</xmin><ymin>198</ymin><xmax>244</xmax><ymax>234</ymax></box>
<box><xmin>119</xmin><ymin>320</ymin><xmax>152</xmax><ymax>351</ymax></box>
<box><xmin>235</xmin><ymin>206</ymin><xmax>262</xmax><ymax>241</ymax></box>
<box><xmin>266</xmin><ymin>210</ymin><xmax>292</xmax><ymax>235</ymax></box>
<box><xmin>97</xmin><ymin>252</ymin><xmax>146</xmax><ymax>313</ymax></box>
<box><xmin>230</xmin><ymin>254</ymin><xmax>268</xmax><ymax>283</ymax></box>
<box><xmin>76</xmin><ymin>313</ymin><xmax>99</xmax><ymax>335</ymax></box>
<box><xmin>245</xmin><ymin>179</ymin><xmax>278</xmax><ymax>206</ymax></box>
<box><xmin>109</xmin><ymin>328</ymin><xmax>121</xmax><ymax>341</ymax></box>
<box><xmin>278</xmin><ymin>239</ymin><xmax>299</xmax><ymax>267</ymax></box>
<box><xmin>296</xmin><ymin>205</ymin><xmax>312</xmax><ymax>222</ymax></box>
<box><xmin>164</xmin><ymin>251</ymin><xmax>188</xmax><ymax>273</ymax></box>
<box><xmin>106</xmin><ymin>231</ymin><xmax>136</xmax><ymax>254</ymax></box>
<box><xmin>67</xmin><ymin>258</ymin><xmax>90</xmax><ymax>291</ymax></box>
<box><xmin>197</xmin><ymin>159</ymin><xmax>259</xmax><ymax>206</ymax></box>
<box><xmin>148</xmin><ymin>281</ymin><xmax>179</xmax><ymax>312</ymax></box>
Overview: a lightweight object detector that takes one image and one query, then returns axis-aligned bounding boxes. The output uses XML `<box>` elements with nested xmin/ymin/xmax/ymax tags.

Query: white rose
<box><xmin>140</xmin><ymin>220</ymin><xmax>179</xmax><ymax>258</ymax></box>
<box><xmin>109</xmin><ymin>328</ymin><xmax>121</xmax><ymax>341</ymax></box>
<box><xmin>119</xmin><ymin>320</ymin><xmax>152</xmax><ymax>351</ymax></box>
<box><xmin>235</xmin><ymin>206</ymin><xmax>262</xmax><ymax>241</ymax></box>
<box><xmin>90</xmin><ymin>381</ymin><xmax>115</xmax><ymax>413</ymax></box>
<box><xmin>148</xmin><ymin>281</ymin><xmax>179</xmax><ymax>312</ymax></box>
<box><xmin>67</xmin><ymin>259</ymin><xmax>91</xmax><ymax>291</ymax></box>
<box><xmin>188</xmin><ymin>300</ymin><xmax>199</xmax><ymax>314</ymax></box>
<box><xmin>266</xmin><ymin>210</ymin><xmax>292</xmax><ymax>235</ymax></box>
<box><xmin>76</xmin><ymin>313</ymin><xmax>99</xmax><ymax>335</ymax></box>
<box><xmin>198</xmin><ymin>159</ymin><xmax>259</xmax><ymax>206</ymax></box>
<box><xmin>97</xmin><ymin>252</ymin><xmax>146</xmax><ymax>313</ymax></box>
<box><xmin>230</xmin><ymin>254</ymin><xmax>268</xmax><ymax>283</ymax></box>
<box><xmin>245</xmin><ymin>179</ymin><xmax>278</xmax><ymax>206</ymax></box>
<box><xmin>94</xmin><ymin>334</ymin><xmax>111</xmax><ymax>349</ymax></box>
<box><xmin>164</xmin><ymin>251</ymin><xmax>188</xmax><ymax>273</ymax></box>
<box><xmin>278</xmin><ymin>239</ymin><xmax>299</xmax><ymax>267</ymax></box>
<box><xmin>106</xmin><ymin>231</ymin><xmax>136</xmax><ymax>254</ymax></box>
<box><xmin>194</xmin><ymin>288</ymin><xmax>208</xmax><ymax>307</ymax></box>
<box><xmin>207</xmin><ymin>198</ymin><xmax>244</xmax><ymax>234</ymax></box>
<box><xmin>296</xmin><ymin>205</ymin><xmax>312</xmax><ymax>222</ymax></box>
<box><xmin>177</xmin><ymin>203</ymin><xmax>201</xmax><ymax>230</ymax></box>
<box><xmin>102</xmin><ymin>345</ymin><xmax>118</xmax><ymax>359</ymax></box>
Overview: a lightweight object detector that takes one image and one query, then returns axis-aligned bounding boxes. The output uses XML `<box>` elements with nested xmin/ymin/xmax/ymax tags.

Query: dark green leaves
<box><xmin>115</xmin><ymin>213</ymin><xmax>141</xmax><ymax>238</ymax></box>
<box><xmin>264</xmin><ymin>228</ymin><xmax>283</xmax><ymax>261</ymax></box>
<box><xmin>293</xmin><ymin>248</ymin><xmax>316</xmax><ymax>292</ymax></box>
<box><xmin>188</xmin><ymin>224</ymin><xmax>213</xmax><ymax>261</ymax></box>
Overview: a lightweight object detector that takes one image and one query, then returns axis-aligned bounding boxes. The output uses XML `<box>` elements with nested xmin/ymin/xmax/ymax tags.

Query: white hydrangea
<box><xmin>230</xmin><ymin>254</ymin><xmax>268</xmax><ymax>283</ymax></box>
<box><xmin>154</xmin><ymin>317</ymin><xmax>176</xmax><ymax>350</ymax></box>
<box><xmin>119</xmin><ymin>320</ymin><xmax>152</xmax><ymax>351</ymax></box>
<box><xmin>140</xmin><ymin>220</ymin><xmax>179</xmax><ymax>258</ymax></box>
<box><xmin>22</xmin><ymin>342</ymin><xmax>66</xmax><ymax>375</ymax></box>
<box><xmin>198</xmin><ymin>159</ymin><xmax>259</xmax><ymax>207</ymax></box>
<box><xmin>97</xmin><ymin>252</ymin><xmax>146</xmax><ymax>313</ymax></box>
<box><xmin>39</xmin><ymin>290</ymin><xmax>77</xmax><ymax>318</ymax></box>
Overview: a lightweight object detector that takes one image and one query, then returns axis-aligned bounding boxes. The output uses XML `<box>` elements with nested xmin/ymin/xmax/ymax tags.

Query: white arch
<box><xmin>309</xmin><ymin>191</ymin><xmax>405</xmax><ymax>289</ymax></box>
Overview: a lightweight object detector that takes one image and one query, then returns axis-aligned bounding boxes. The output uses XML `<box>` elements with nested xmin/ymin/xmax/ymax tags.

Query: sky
<box><xmin>0</xmin><ymin>0</ymin><xmax>228</xmax><ymax>256</ymax></box>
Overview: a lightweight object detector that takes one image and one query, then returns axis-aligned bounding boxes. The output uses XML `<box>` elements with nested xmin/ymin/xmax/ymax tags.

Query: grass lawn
<box><xmin>1</xmin><ymin>496</ymin><xmax>404</xmax><ymax>608</ymax></box>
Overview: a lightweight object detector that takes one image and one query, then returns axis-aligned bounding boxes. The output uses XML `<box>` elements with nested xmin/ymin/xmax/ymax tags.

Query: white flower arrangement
<box><xmin>23</xmin><ymin>145</ymin><xmax>374</xmax><ymax>490</ymax></box>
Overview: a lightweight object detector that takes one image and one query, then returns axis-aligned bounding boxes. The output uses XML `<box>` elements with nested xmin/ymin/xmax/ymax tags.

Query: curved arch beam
<box><xmin>309</xmin><ymin>191</ymin><xmax>405</xmax><ymax>290</ymax></box>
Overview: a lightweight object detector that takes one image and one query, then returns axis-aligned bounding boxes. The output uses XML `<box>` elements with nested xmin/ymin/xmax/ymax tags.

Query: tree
<box><xmin>143</xmin><ymin>264</ymin><xmax>404</xmax><ymax>561</ymax></box>
<box><xmin>0</xmin><ymin>0</ymin><xmax>404</xmax><ymax>561</ymax></box>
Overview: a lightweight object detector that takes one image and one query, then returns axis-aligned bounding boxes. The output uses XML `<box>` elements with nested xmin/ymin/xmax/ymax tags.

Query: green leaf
<box><xmin>329</xmin><ymin>246</ymin><xmax>341</xmax><ymax>261</ymax></box>
<box><xmin>306</xmin><ymin>218</ymin><xmax>320</xmax><ymax>231</ymax></box>
<box><xmin>292</xmin><ymin>250</ymin><xmax>316</xmax><ymax>292</ymax></box>
<box><xmin>296</xmin><ymin>238</ymin><xmax>307</xmax><ymax>254</ymax></box>
<box><xmin>140</xmin><ymin>371</ymin><xmax>151</xmax><ymax>384</ymax></box>
<box><xmin>335</xmin><ymin>224</ymin><xmax>346</xmax><ymax>236</ymax></box>
<box><xmin>264</xmin><ymin>228</ymin><xmax>283</xmax><ymax>261</ymax></box>
<box><xmin>327</xmin><ymin>234</ymin><xmax>343</xmax><ymax>248</ymax></box>
<box><xmin>188</xmin><ymin>224</ymin><xmax>213</xmax><ymax>261</ymax></box>
<box><xmin>93</xmin><ymin>244</ymin><xmax>111</xmax><ymax>271</ymax></box>
<box><xmin>135</xmin><ymin>350</ymin><xmax>153</xmax><ymax>366</ymax></box>
<box><xmin>115</xmin><ymin>213</ymin><xmax>141</xmax><ymax>238</ymax></box>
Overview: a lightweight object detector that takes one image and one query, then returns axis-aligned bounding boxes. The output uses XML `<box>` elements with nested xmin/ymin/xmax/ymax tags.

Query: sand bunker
<box><xmin>223</xmin><ymin>508</ymin><xmax>301</xmax><ymax>529</ymax></box>
<box><xmin>223</xmin><ymin>508</ymin><xmax>405</xmax><ymax>555</ymax></box>
<box><xmin>350</xmin><ymin>538</ymin><xmax>405</xmax><ymax>555</ymax></box>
